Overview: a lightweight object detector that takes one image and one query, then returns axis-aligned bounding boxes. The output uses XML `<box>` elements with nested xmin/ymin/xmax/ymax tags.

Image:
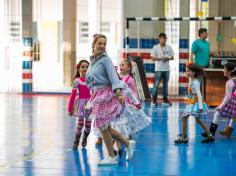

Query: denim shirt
<box><xmin>86</xmin><ymin>52</ymin><xmax>122</xmax><ymax>91</ymax></box>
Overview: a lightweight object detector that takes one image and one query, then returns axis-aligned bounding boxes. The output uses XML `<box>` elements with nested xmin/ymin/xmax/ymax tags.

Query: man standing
<box><xmin>151</xmin><ymin>33</ymin><xmax>174</xmax><ymax>106</ymax></box>
<box><xmin>190</xmin><ymin>28</ymin><xmax>210</xmax><ymax>68</ymax></box>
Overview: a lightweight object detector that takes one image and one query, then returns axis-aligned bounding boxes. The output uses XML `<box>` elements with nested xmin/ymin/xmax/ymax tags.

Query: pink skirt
<box><xmin>90</xmin><ymin>86</ymin><xmax>122</xmax><ymax>130</ymax></box>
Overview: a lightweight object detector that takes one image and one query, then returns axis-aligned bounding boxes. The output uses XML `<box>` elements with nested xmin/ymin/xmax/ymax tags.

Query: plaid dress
<box><xmin>89</xmin><ymin>86</ymin><xmax>124</xmax><ymax>131</ymax></box>
<box><xmin>219</xmin><ymin>79</ymin><xmax>236</xmax><ymax>119</ymax></box>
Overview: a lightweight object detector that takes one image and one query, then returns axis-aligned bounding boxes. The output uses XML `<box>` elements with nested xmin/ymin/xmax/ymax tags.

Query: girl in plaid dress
<box><xmin>204</xmin><ymin>62</ymin><xmax>236</xmax><ymax>138</ymax></box>
<box><xmin>68</xmin><ymin>60</ymin><xmax>92</xmax><ymax>149</ymax></box>
<box><xmin>86</xmin><ymin>34</ymin><xmax>135</xmax><ymax>165</ymax></box>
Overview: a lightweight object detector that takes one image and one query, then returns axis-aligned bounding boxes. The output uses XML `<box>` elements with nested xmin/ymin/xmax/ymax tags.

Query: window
<box><xmin>100</xmin><ymin>22</ymin><xmax>110</xmax><ymax>34</ymax></box>
<box><xmin>79</xmin><ymin>22</ymin><xmax>89</xmax><ymax>43</ymax></box>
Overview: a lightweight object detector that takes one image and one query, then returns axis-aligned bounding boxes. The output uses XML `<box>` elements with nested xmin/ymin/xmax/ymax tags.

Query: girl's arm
<box><xmin>218</xmin><ymin>80</ymin><xmax>234</xmax><ymax>109</ymax></box>
<box><xmin>126</xmin><ymin>77</ymin><xmax>139</xmax><ymax>100</ymax></box>
<box><xmin>68</xmin><ymin>80</ymin><xmax>79</xmax><ymax>114</ymax></box>
<box><xmin>194</xmin><ymin>80</ymin><xmax>203</xmax><ymax>110</ymax></box>
<box><xmin>122</xmin><ymin>82</ymin><xmax>140</xmax><ymax>106</ymax></box>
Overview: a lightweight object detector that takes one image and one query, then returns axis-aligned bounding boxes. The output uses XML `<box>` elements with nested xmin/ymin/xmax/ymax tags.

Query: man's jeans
<box><xmin>152</xmin><ymin>71</ymin><xmax>170</xmax><ymax>101</ymax></box>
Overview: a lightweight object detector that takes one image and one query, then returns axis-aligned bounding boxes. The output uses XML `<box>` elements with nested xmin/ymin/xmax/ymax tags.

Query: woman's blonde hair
<box><xmin>92</xmin><ymin>34</ymin><xmax>107</xmax><ymax>53</ymax></box>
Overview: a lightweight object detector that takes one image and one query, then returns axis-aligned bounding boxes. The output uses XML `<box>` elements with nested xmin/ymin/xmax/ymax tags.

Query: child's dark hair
<box><xmin>224</xmin><ymin>62</ymin><xmax>236</xmax><ymax>77</ymax></box>
<box><xmin>123</xmin><ymin>59</ymin><xmax>134</xmax><ymax>77</ymax></box>
<box><xmin>187</xmin><ymin>63</ymin><xmax>205</xmax><ymax>78</ymax></box>
<box><xmin>198</xmin><ymin>28</ymin><xmax>207</xmax><ymax>37</ymax></box>
<box><xmin>74</xmin><ymin>60</ymin><xmax>89</xmax><ymax>79</ymax></box>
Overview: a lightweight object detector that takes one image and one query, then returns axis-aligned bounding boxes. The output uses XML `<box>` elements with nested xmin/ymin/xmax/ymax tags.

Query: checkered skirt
<box><xmin>219</xmin><ymin>94</ymin><xmax>236</xmax><ymax>119</ymax></box>
<box><xmin>89</xmin><ymin>86</ymin><xmax>123</xmax><ymax>130</ymax></box>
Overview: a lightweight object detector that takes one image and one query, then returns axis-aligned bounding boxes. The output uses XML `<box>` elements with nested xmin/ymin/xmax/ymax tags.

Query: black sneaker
<box><xmin>201</xmin><ymin>132</ymin><xmax>208</xmax><ymax>137</ymax></box>
<box><xmin>174</xmin><ymin>134</ymin><xmax>188</xmax><ymax>144</ymax></box>
<box><xmin>201</xmin><ymin>135</ymin><xmax>215</xmax><ymax>143</ymax></box>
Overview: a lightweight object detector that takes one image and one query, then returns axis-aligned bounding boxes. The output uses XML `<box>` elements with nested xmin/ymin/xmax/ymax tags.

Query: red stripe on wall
<box><xmin>179</xmin><ymin>53</ymin><xmax>189</xmax><ymax>59</ymax></box>
<box><xmin>22</xmin><ymin>73</ymin><xmax>33</xmax><ymax>79</ymax></box>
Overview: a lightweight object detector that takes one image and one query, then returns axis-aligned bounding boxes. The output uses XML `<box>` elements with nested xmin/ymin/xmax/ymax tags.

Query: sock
<box><xmin>213</xmin><ymin>111</ymin><xmax>221</xmax><ymax>125</ymax></box>
<box><xmin>229</xmin><ymin>119</ymin><xmax>234</xmax><ymax>128</ymax></box>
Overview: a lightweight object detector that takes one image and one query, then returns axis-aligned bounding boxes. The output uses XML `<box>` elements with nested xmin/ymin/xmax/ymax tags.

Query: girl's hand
<box><xmin>215</xmin><ymin>106</ymin><xmax>220</xmax><ymax>111</ymax></box>
<box><xmin>117</xmin><ymin>95</ymin><xmax>125</xmax><ymax>104</ymax></box>
<box><xmin>135</xmin><ymin>103</ymin><xmax>142</xmax><ymax>109</ymax></box>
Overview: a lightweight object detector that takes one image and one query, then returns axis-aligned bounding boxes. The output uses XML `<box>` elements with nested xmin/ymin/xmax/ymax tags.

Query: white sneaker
<box><xmin>151</xmin><ymin>102</ymin><xmax>157</xmax><ymax>107</ymax></box>
<box><xmin>98</xmin><ymin>156</ymin><xmax>118</xmax><ymax>166</ymax></box>
<box><xmin>126</xmin><ymin>140</ymin><xmax>136</xmax><ymax>160</ymax></box>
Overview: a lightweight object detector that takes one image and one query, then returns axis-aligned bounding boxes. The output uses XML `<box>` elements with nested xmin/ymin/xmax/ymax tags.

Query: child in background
<box><xmin>68</xmin><ymin>60</ymin><xmax>92</xmax><ymax>149</ymax></box>
<box><xmin>119</xmin><ymin>59</ymin><xmax>139</xmax><ymax>104</ymax></box>
<box><xmin>175</xmin><ymin>63</ymin><xmax>214</xmax><ymax>144</ymax></box>
<box><xmin>118</xmin><ymin>59</ymin><xmax>151</xmax><ymax>135</ymax></box>
<box><xmin>114</xmin><ymin>60</ymin><xmax>151</xmax><ymax>156</ymax></box>
<box><xmin>203</xmin><ymin>62</ymin><xmax>236</xmax><ymax>138</ymax></box>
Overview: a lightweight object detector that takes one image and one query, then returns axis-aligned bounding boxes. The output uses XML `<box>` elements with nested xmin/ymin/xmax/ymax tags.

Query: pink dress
<box><xmin>121</xmin><ymin>75</ymin><xmax>140</xmax><ymax>106</ymax></box>
<box><xmin>68</xmin><ymin>77</ymin><xmax>91</xmax><ymax>118</ymax></box>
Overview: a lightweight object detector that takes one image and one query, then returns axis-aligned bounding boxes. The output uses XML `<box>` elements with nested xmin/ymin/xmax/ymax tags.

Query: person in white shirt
<box><xmin>151</xmin><ymin>33</ymin><xmax>174</xmax><ymax>105</ymax></box>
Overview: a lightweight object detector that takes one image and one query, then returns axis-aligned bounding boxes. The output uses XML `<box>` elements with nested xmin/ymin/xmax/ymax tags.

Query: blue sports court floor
<box><xmin>0</xmin><ymin>93</ymin><xmax>236</xmax><ymax>176</ymax></box>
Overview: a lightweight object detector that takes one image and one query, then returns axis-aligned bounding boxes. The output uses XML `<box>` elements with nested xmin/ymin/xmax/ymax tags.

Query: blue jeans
<box><xmin>152</xmin><ymin>71</ymin><xmax>170</xmax><ymax>101</ymax></box>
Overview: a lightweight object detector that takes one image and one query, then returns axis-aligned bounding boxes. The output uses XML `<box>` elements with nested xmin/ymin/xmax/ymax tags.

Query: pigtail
<box><xmin>74</xmin><ymin>70</ymin><xmax>80</xmax><ymax>80</ymax></box>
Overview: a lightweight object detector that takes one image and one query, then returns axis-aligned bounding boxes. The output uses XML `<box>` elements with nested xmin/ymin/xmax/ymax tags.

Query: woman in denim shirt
<box><xmin>86</xmin><ymin>34</ymin><xmax>135</xmax><ymax>165</ymax></box>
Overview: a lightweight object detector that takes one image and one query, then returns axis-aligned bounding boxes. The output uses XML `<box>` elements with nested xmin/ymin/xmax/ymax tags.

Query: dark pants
<box><xmin>152</xmin><ymin>71</ymin><xmax>170</xmax><ymax>101</ymax></box>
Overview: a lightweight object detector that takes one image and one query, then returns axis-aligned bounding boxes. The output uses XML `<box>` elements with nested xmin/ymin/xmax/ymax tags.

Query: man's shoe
<box><xmin>163</xmin><ymin>99</ymin><xmax>171</xmax><ymax>105</ymax></box>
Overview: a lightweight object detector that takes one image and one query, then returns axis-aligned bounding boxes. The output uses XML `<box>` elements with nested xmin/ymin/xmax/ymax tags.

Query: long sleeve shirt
<box><xmin>189</xmin><ymin>79</ymin><xmax>203</xmax><ymax>109</ymax></box>
<box><xmin>86</xmin><ymin>52</ymin><xmax>122</xmax><ymax>91</ymax></box>
<box><xmin>68</xmin><ymin>77</ymin><xmax>90</xmax><ymax>113</ymax></box>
